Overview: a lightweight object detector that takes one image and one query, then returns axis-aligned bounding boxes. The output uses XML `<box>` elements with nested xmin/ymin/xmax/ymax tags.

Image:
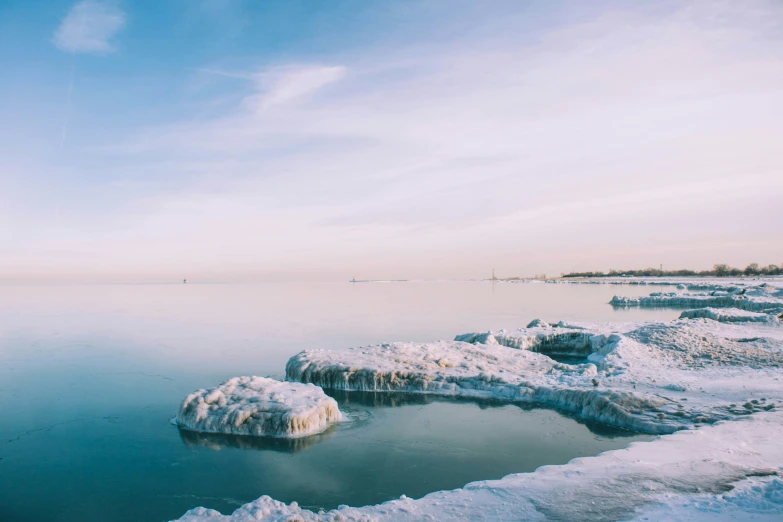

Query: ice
<box><xmin>610</xmin><ymin>292</ymin><xmax>783</xmax><ymax>312</ymax></box>
<box><xmin>175</xmin><ymin>376</ymin><xmax>342</xmax><ymax>438</ymax></box>
<box><xmin>285</xmin><ymin>318</ymin><xmax>783</xmax><ymax>434</ymax></box>
<box><xmin>680</xmin><ymin>307</ymin><xmax>781</xmax><ymax>324</ymax></box>
<box><xmin>549</xmin><ymin>276</ymin><xmax>783</xmax><ymax>294</ymax></box>
<box><xmin>174</xmin><ymin>284</ymin><xmax>783</xmax><ymax>521</ymax></box>
<box><xmin>609</xmin><ymin>280</ymin><xmax>783</xmax><ymax>313</ymax></box>
<box><xmin>454</xmin><ymin>325</ymin><xmax>609</xmax><ymax>359</ymax></box>
<box><xmin>285</xmin><ymin>339</ymin><xmax>683</xmax><ymax>433</ymax></box>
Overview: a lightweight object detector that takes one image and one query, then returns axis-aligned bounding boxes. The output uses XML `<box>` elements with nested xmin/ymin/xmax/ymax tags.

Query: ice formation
<box><xmin>610</xmin><ymin>291</ymin><xmax>782</xmax><ymax>312</ymax></box>
<box><xmin>175</xmin><ymin>277</ymin><xmax>783</xmax><ymax>522</ymax></box>
<box><xmin>176</xmin><ymin>376</ymin><xmax>342</xmax><ymax>438</ymax></box>
<box><xmin>609</xmin><ymin>280</ymin><xmax>783</xmax><ymax>313</ymax></box>
<box><xmin>286</xmin><ymin>316</ymin><xmax>782</xmax><ymax>435</ymax></box>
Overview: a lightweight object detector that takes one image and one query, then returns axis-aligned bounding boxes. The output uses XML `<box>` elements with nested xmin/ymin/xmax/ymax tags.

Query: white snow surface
<box><xmin>680</xmin><ymin>307</ymin><xmax>780</xmax><ymax>324</ymax></box>
<box><xmin>606</xmin><ymin>280</ymin><xmax>783</xmax><ymax>314</ymax></box>
<box><xmin>630</xmin><ymin>475</ymin><xmax>783</xmax><ymax>522</ymax></box>
<box><xmin>611</xmin><ymin>291</ymin><xmax>783</xmax><ymax>312</ymax></box>
<box><xmin>176</xmin><ymin>376</ymin><xmax>342</xmax><ymax>438</ymax></box>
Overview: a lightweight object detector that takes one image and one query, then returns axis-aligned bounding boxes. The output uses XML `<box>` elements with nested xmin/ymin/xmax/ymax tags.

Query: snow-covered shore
<box><xmin>609</xmin><ymin>280</ymin><xmax>783</xmax><ymax>314</ymax></box>
<box><xmin>176</xmin><ymin>376</ymin><xmax>342</xmax><ymax>438</ymax></box>
<box><xmin>174</xmin><ymin>279</ymin><xmax>783</xmax><ymax>521</ymax></box>
<box><xmin>679</xmin><ymin>307</ymin><xmax>780</xmax><ymax>324</ymax></box>
<box><xmin>176</xmin><ymin>412</ymin><xmax>783</xmax><ymax>522</ymax></box>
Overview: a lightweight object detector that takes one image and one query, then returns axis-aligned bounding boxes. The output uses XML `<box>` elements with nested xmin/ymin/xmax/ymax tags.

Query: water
<box><xmin>0</xmin><ymin>282</ymin><xmax>674</xmax><ymax>522</ymax></box>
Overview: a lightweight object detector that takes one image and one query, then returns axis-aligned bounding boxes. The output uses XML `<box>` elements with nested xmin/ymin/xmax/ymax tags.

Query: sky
<box><xmin>0</xmin><ymin>0</ymin><xmax>781</xmax><ymax>282</ymax></box>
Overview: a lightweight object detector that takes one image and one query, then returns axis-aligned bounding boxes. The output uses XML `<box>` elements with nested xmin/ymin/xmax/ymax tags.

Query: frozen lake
<box><xmin>0</xmin><ymin>282</ymin><xmax>676</xmax><ymax>521</ymax></box>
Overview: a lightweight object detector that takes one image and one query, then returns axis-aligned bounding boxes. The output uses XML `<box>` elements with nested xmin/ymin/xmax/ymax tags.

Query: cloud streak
<box><xmin>250</xmin><ymin>65</ymin><xmax>348</xmax><ymax>110</ymax></box>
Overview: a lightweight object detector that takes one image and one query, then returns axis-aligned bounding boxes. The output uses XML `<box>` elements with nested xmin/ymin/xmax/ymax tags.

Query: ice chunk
<box><xmin>176</xmin><ymin>377</ymin><xmax>342</xmax><ymax>438</ymax></box>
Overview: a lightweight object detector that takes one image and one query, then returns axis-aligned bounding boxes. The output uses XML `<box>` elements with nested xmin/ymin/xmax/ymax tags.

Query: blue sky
<box><xmin>1</xmin><ymin>0</ymin><xmax>782</xmax><ymax>282</ymax></box>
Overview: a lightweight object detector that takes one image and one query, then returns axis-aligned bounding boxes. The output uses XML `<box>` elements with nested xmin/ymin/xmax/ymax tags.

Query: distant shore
<box><xmin>563</xmin><ymin>263</ymin><xmax>782</xmax><ymax>279</ymax></box>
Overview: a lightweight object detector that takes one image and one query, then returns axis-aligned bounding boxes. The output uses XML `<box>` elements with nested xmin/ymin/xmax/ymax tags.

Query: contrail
<box><xmin>60</xmin><ymin>59</ymin><xmax>76</xmax><ymax>150</ymax></box>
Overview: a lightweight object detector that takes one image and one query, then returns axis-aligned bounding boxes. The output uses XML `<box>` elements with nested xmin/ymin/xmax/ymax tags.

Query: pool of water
<box><xmin>0</xmin><ymin>282</ymin><xmax>675</xmax><ymax>521</ymax></box>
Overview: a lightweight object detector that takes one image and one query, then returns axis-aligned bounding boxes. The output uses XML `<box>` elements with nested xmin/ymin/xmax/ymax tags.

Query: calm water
<box><xmin>0</xmin><ymin>282</ymin><xmax>675</xmax><ymax>522</ymax></box>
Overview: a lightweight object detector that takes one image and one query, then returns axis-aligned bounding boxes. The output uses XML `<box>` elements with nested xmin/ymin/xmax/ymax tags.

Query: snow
<box><xmin>173</xmin><ymin>278</ymin><xmax>783</xmax><ymax>522</ymax></box>
<box><xmin>680</xmin><ymin>307</ymin><xmax>780</xmax><ymax>324</ymax></box>
<box><xmin>610</xmin><ymin>292</ymin><xmax>783</xmax><ymax>312</ymax></box>
<box><xmin>605</xmin><ymin>280</ymin><xmax>783</xmax><ymax>313</ymax></box>
<box><xmin>454</xmin><ymin>324</ymin><xmax>607</xmax><ymax>359</ymax></box>
<box><xmin>548</xmin><ymin>276</ymin><xmax>783</xmax><ymax>293</ymax></box>
<box><xmin>630</xmin><ymin>475</ymin><xmax>783</xmax><ymax>521</ymax></box>
<box><xmin>176</xmin><ymin>376</ymin><xmax>342</xmax><ymax>438</ymax></box>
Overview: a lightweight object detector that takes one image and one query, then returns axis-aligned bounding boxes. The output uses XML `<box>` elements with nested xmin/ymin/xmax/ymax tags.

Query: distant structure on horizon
<box><xmin>183</xmin><ymin>278</ymin><xmax>187</xmax><ymax>284</ymax></box>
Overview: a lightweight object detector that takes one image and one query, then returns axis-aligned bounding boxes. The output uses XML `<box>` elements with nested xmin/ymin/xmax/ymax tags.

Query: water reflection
<box><xmin>327</xmin><ymin>390</ymin><xmax>643</xmax><ymax>438</ymax></box>
<box><xmin>178</xmin><ymin>425</ymin><xmax>338</xmax><ymax>453</ymax></box>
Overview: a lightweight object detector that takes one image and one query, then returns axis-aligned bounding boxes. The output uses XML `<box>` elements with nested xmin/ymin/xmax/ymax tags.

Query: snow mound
<box><xmin>176</xmin><ymin>377</ymin><xmax>342</xmax><ymax>438</ymax></box>
<box><xmin>680</xmin><ymin>307</ymin><xmax>780</xmax><ymax>324</ymax></box>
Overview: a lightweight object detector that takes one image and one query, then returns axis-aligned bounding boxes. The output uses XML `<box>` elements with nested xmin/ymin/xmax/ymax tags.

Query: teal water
<box><xmin>0</xmin><ymin>282</ymin><xmax>672</xmax><ymax>521</ymax></box>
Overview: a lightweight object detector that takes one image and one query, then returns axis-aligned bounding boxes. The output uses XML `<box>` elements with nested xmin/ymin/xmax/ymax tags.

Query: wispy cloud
<box><xmin>247</xmin><ymin>65</ymin><xmax>348</xmax><ymax>110</ymax></box>
<box><xmin>53</xmin><ymin>1</ymin><xmax>126</xmax><ymax>54</ymax></box>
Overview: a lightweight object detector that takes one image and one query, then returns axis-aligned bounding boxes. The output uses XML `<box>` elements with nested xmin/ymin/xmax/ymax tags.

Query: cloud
<box><xmin>247</xmin><ymin>65</ymin><xmax>348</xmax><ymax>110</ymax></box>
<box><xmin>53</xmin><ymin>1</ymin><xmax>126</xmax><ymax>54</ymax></box>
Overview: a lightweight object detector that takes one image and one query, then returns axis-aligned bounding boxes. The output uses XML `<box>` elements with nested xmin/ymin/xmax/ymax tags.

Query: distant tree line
<box><xmin>562</xmin><ymin>263</ymin><xmax>783</xmax><ymax>278</ymax></box>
